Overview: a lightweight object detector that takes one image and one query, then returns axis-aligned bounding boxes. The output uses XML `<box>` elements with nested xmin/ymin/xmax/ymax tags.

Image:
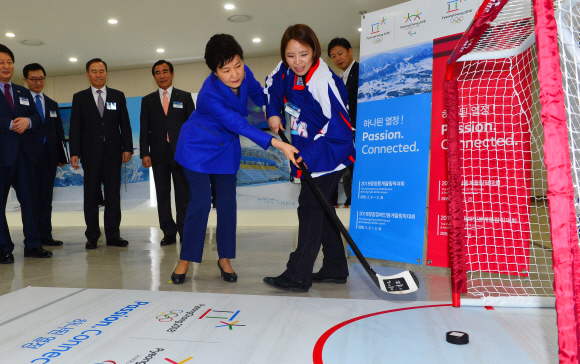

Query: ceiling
<box><xmin>3</xmin><ymin>0</ymin><xmax>405</xmax><ymax>77</ymax></box>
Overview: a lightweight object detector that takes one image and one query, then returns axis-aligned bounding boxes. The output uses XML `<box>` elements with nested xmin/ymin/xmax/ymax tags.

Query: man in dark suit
<box><xmin>23</xmin><ymin>63</ymin><xmax>66</xmax><ymax>247</ymax></box>
<box><xmin>140</xmin><ymin>60</ymin><xmax>194</xmax><ymax>245</ymax></box>
<box><xmin>69</xmin><ymin>58</ymin><xmax>133</xmax><ymax>249</ymax></box>
<box><xmin>0</xmin><ymin>44</ymin><xmax>52</xmax><ymax>263</ymax></box>
<box><xmin>328</xmin><ymin>37</ymin><xmax>359</xmax><ymax>208</ymax></box>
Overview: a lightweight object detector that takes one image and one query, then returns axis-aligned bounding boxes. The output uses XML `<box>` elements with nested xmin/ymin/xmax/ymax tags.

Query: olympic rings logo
<box><xmin>372</xmin><ymin>37</ymin><xmax>383</xmax><ymax>45</ymax></box>
<box><xmin>450</xmin><ymin>16</ymin><xmax>464</xmax><ymax>25</ymax></box>
<box><xmin>156</xmin><ymin>310</ymin><xmax>183</xmax><ymax>322</ymax></box>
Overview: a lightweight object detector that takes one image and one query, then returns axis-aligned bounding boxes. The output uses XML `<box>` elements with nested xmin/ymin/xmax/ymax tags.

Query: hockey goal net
<box><xmin>446</xmin><ymin>0</ymin><xmax>580</xmax><ymax>360</ymax></box>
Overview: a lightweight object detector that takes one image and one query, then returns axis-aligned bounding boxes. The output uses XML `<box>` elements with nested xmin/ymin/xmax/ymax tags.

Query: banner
<box><xmin>351</xmin><ymin>0</ymin><xmax>480</xmax><ymax>264</ymax></box>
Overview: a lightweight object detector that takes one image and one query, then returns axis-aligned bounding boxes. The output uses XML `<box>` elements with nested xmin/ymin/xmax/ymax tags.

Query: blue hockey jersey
<box><xmin>264</xmin><ymin>59</ymin><xmax>355</xmax><ymax>178</ymax></box>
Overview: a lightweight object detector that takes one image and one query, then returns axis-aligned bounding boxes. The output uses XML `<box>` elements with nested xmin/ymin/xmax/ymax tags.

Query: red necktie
<box><xmin>4</xmin><ymin>83</ymin><xmax>14</xmax><ymax>112</ymax></box>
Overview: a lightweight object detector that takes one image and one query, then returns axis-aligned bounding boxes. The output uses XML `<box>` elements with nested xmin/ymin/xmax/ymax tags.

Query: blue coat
<box><xmin>175</xmin><ymin>65</ymin><xmax>273</xmax><ymax>174</ymax></box>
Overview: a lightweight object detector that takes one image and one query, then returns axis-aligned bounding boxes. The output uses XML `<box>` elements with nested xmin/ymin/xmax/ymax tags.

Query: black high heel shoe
<box><xmin>171</xmin><ymin>265</ymin><xmax>188</xmax><ymax>284</ymax></box>
<box><xmin>217</xmin><ymin>260</ymin><xmax>238</xmax><ymax>283</ymax></box>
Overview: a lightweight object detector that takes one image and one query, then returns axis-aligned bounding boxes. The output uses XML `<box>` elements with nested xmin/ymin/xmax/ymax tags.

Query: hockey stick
<box><xmin>278</xmin><ymin>130</ymin><xmax>420</xmax><ymax>294</ymax></box>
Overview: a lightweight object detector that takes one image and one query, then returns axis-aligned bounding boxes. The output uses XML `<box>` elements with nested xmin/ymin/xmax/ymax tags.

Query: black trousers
<box><xmin>34</xmin><ymin>144</ymin><xmax>58</xmax><ymax>240</ymax></box>
<box><xmin>343</xmin><ymin>164</ymin><xmax>353</xmax><ymax>206</ymax></box>
<box><xmin>83</xmin><ymin>157</ymin><xmax>122</xmax><ymax>241</ymax></box>
<box><xmin>151</xmin><ymin>144</ymin><xmax>189</xmax><ymax>239</ymax></box>
<box><xmin>0</xmin><ymin>145</ymin><xmax>41</xmax><ymax>253</ymax></box>
<box><xmin>283</xmin><ymin>170</ymin><xmax>349</xmax><ymax>286</ymax></box>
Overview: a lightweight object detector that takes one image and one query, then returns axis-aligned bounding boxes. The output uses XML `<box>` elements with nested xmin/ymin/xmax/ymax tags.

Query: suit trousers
<box><xmin>343</xmin><ymin>164</ymin><xmax>353</xmax><ymax>206</ymax></box>
<box><xmin>151</xmin><ymin>143</ymin><xmax>189</xmax><ymax>239</ymax></box>
<box><xmin>83</xmin><ymin>156</ymin><xmax>122</xmax><ymax>241</ymax></box>
<box><xmin>0</xmin><ymin>144</ymin><xmax>41</xmax><ymax>253</ymax></box>
<box><xmin>34</xmin><ymin>144</ymin><xmax>58</xmax><ymax>240</ymax></box>
<box><xmin>282</xmin><ymin>170</ymin><xmax>348</xmax><ymax>286</ymax></box>
<box><xmin>180</xmin><ymin>167</ymin><xmax>236</xmax><ymax>263</ymax></box>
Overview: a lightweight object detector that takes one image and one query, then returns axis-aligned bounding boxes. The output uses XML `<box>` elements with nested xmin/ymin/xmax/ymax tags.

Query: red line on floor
<box><xmin>312</xmin><ymin>304</ymin><xmax>452</xmax><ymax>364</ymax></box>
<box><xmin>485</xmin><ymin>306</ymin><xmax>495</xmax><ymax>310</ymax></box>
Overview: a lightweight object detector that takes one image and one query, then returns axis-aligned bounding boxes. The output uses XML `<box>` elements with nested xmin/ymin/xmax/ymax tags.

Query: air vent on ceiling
<box><xmin>19</xmin><ymin>39</ymin><xmax>44</xmax><ymax>46</ymax></box>
<box><xmin>228</xmin><ymin>15</ymin><xmax>253</xmax><ymax>23</ymax></box>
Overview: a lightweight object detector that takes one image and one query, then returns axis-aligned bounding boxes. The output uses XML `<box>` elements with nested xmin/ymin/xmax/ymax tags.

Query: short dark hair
<box><xmin>204</xmin><ymin>34</ymin><xmax>244</xmax><ymax>73</ymax></box>
<box><xmin>23</xmin><ymin>63</ymin><xmax>46</xmax><ymax>78</ymax></box>
<box><xmin>280</xmin><ymin>24</ymin><xmax>321</xmax><ymax>69</ymax></box>
<box><xmin>151</xmin><ymin>60</ymin><xmax>174</xmax><ymax>76</ymax></box>
<box><xmin>0</xmin><ymin>44</ymin><xmax>14</xmax><ymax>62</ymax></box>
<box><xmin>86</xmin><ymin>58</ymin><xmax>108</xmax><ymax>72</ymax></box>
<box><xmin>327</xmin><ymin>38</ymin><xmax>352</xmax><ymax>57</ymax></box>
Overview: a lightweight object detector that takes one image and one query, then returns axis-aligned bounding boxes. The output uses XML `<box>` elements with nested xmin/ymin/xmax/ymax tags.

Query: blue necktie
<box><xmin>35</xmin><ymin>95</ymin><xmax>46</xmax><ymax>143</ymax></box>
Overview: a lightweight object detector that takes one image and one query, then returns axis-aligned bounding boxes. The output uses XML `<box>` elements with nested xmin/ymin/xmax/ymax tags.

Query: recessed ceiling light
<box><xmin>5</xmin><ymin>33</ymin><xmax>15</xmax><ymax>37</ymax></box>
<box><xmin>69</xmin><ymin>58</ymin><xmax>78</xmax><ymax>62</ymax></box>
<box><xmin>19</xmin><ymin>39</ymin><xmax>44</xmax><ymax>46</ymax></box>
<box><xmin>228</xmin><ymin>15</ymin><xmax>252</xmax><ymax>23</ymax></box>
<box><xmin>253</xmin><ymin>38</ymin><xmax>261</xmax><ymax>43</ymax></box>
<box><xmin>224</xmin><ymin>4</ymin><xmax>235</xmax><ymax>9</ymax></box>
<box><xmin>108</xmin><ymin>19</ymin><xmax>118</xmax><ymax>24</ymax></box>
<box><xmin>358</xmin><ymin>28</ymin><xmax>362</xmax><ymax>32</ymax></box>
<box><xmin>156</xmin><ymin>48</ymin><xmax>165</xmax><ymax>53</ymax></box>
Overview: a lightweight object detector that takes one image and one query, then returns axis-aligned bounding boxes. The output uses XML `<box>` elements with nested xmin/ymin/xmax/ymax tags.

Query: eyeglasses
<box><xmin>26</xmin><ymin>77</ymin><xmax>45</xmax><ymax>83</ymax></box>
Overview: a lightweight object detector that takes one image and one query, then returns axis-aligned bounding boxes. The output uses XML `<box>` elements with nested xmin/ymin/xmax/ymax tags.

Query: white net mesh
<box><xmin>556</xmin><ymin>0</ymin><xmax>580</xmax><ymax>224</ymax></box>
<box><xmin>455</xmin><ymin>0</ymin><xmax>554</xmax><ymax>298</ymax></box>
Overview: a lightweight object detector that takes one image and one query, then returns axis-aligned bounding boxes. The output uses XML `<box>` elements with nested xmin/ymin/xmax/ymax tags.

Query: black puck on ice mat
<box><xmin>446</xmin><ymin>331</ymin><xmax>469</xmax><ymax>345</ymax></box>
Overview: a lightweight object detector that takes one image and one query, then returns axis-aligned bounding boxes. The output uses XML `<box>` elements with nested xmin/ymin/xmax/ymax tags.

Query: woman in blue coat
<box><xmin>171</xmin><ymin>34</ymin><xmax>298</xmax><ymax>284</ymax></box>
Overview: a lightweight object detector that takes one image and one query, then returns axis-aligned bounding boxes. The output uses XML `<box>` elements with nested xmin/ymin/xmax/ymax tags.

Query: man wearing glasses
<box><xmin>23</xmin><ymin>63</ymin><xmax>66</xmax><ymax>247</ymax></box>
<box><xmin>0</xmin><ymin>44</ymin><xmax>52</xmax><ymax>264</ymax></box>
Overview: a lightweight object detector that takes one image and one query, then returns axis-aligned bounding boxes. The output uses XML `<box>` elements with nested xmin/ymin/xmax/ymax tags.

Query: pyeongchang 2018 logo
<box><xmin>447</xmin><ymin>0</ymin><xmax>467</xmax><ymax>13</ymax></box>
<box><xmin>370</xmin><ymin>17</ymin><xmax>387</xmax><ymax>34</ymax></box>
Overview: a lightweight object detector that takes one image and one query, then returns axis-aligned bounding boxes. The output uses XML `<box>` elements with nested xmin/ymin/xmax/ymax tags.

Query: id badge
<box><xmin>284</xmin><ymin>102</ymin><xmax>301</xmax><ymax>118</ymax></box>
<box><xmin>106</xmin><ymin>102</ymin><xmax>117</xmax><ymax>110</ymax></box>
<box><xmin>173</xmin><ymin>101</ymin><xmax>183</xmax><ymax>109</ymax></box>
<box><xmin>50</xmin><ymin>111</ymin><xmax>57</xmax><ymax>118</ymax></box>
<box><xmin>19</xmin><ymin>97</ymin><xmax>30</xmax><ymax>106</ymax></box>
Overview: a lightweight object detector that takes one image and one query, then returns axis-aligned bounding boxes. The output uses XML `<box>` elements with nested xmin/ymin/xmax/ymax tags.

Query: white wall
<box><xmin>34</xmin><ymin>49</ymin><xmax>360</xmax><ymax>104</ymax></box>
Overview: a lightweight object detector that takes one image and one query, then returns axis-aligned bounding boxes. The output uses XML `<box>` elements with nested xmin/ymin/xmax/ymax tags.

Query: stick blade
<box><xmin>377</xmin><ymin>271</ymin><xmax>420</xmax><ymax>294</ymax></box>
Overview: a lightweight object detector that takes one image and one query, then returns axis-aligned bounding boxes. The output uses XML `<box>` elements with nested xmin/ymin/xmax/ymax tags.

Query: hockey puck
<box><xmin>446</xmin><ymin>331</ymin><xmax>469</xmax><ymax>345</ymax></box>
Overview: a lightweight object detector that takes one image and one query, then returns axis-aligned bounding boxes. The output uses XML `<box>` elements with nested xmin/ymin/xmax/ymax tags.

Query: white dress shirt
<box><xmin>91</xmin><ymin>85</ymin><xmax>107</xmax><ymax>106</ymax></box>
<box><xmin>30</xmin><ymin>91</ymin><xmax>45</xmax><ymax>116</ymax></box>
<box><xmin>159</xmin><ymin>86</ymin><xmax>173</xmax><ymax>104</ymax></box>
<box><xmin>340</xmin><ymin>60</ymin><xmax>355</xmax><ymax>85</ymax></box>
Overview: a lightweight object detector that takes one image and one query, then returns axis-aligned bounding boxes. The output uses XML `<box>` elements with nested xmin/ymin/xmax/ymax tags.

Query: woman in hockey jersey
<box><xmin>263</xmin><ymin>24</ymin><xmax>356</xmax><ymax>292</ymax></box>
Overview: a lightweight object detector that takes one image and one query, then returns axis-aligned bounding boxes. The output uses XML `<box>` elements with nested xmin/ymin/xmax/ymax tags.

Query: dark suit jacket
<box><xmin>345</xmin><ymin>61</ymin><xmax>359</xmax><ymax>130</ymax></box>
<box><xmin>0</xmin><ymin>83</ymin><xmax>43</xmax><ymax>168</ymax></box>
<box><xmin>38</xmin><ymin>95</ymin><xmax>66</xmax><ymax>166</ymax></box>
<box><xmin>140</xmin><ymin>87</ymin><xmax>195</xmax><ymax>159</ymax></box>
<box><xmin>69</xmin><ymin>87</ymin><xmax>133</xmax><ymax>164</ymax></box>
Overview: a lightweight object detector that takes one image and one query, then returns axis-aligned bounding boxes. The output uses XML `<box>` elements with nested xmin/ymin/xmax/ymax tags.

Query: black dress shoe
<box><xmin>217</xmin><ymin>261</ymin><xmax>237</xmax><ymax>283</ymax></box>
<box><xmin>263</xmin><ymin>275</ymin><xmax>309</xmax><ymax>292</ymax></box>
<box><xmin>0</xmin><ymin>252</ymin><xmax>14</xmax><ymax>264</ymax></box>
<box><xmin>85</xmin><ymin>240</ymin><xmax>98</xmax><ymax>249</ymax></box>
<box><xmin>41</xmin><ymin>238</ymin><xmax>63</xmax><ymax>247</ymax></box>
<box><xmin>24</xmin><ymin>247</ymin><xmax>53</xmax><ymax>258</ymax></box>
<box><xmin>171</xmin><ymin>266</ymin><xmax>188</xmax><ymax>284</ymax></box>
<box><xmin>160</xmin><ymin>236</ymin><xmax>176</xmax><ymax>246</ymax></box>
<box><xmin>106</xmin><ymin>238</ymin><xmax>129</xmax><ymax>247</ymax></box>
<box><xmin>312</xmin><ymin>271</ymin><xmax>347</xmax><ymax>284</ymax></box>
